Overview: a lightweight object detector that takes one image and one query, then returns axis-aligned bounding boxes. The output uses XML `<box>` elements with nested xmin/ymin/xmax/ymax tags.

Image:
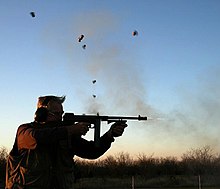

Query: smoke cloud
<box><xmin>41</xmin><ymin>10</ymin><xmax>220</xmax><ymax>156</ymax></box>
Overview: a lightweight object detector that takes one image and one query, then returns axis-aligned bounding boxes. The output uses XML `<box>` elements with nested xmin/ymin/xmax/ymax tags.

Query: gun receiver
<box><xmin>63</xmin><ymin>113</ymin><xmax>147</xmax><ymax>147</ymax></box>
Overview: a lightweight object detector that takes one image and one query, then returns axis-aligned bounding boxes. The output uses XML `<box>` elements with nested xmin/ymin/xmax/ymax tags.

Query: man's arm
<box><xmin>71</xmin><ymin>132</ymin><xmax>115</xmax><ymax>159</ymax></box>
<box><xmin>71</xmin><ymin>122</ymin><xmax>127</xmax><ymax>159</ymax></box>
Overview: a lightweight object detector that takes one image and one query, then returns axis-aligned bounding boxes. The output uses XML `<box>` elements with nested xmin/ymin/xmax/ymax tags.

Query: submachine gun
<box><xmin>63</xmin><ymin>113</ymin><xmax>147</xmax><ymax>147</ymax></box>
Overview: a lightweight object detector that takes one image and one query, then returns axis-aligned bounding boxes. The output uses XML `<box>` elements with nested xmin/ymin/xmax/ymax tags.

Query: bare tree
<box><xmin>181</xmin><ymin>145</ymin><xmax>217</xmax><ymax>175</ymax></box>
<box><xmin>0</xmin><ymin>146</ymin><xmax>8</xmax><ymax>182</ymax></box>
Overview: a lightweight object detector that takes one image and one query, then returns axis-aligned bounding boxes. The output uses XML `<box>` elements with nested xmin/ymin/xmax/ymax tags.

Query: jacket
<box><xmin>5</xmin><ymin>122</ymin><xmax>114</xmax><ymax>189</ymax></box>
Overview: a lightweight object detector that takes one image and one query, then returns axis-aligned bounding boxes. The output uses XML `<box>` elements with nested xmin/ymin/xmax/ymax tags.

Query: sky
<box><xmin>0</xmin><ymin>0</ymin><xmax>220</xmax><ymax>159</ymax></box>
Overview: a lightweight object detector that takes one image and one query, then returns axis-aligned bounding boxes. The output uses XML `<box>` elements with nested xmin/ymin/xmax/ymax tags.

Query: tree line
<box><xmin>0</xmin><ymin>146</ymin><xmax>219</xmax><ymax>185</ymax></box>
<box><xmin>73</xmin><ymin>146</ymin><xmax>220</xmax><ymax>180</ymax></box>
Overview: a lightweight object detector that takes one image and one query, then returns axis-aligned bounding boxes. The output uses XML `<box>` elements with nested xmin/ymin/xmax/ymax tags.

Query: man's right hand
<box><xmin>67</xmin><ymin>122</ymin><xmax>90</xmax><ymax>136</ymax></box>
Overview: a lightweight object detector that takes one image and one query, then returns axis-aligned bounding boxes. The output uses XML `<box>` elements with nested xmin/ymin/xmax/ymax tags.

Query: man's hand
<box><xmin>107</xmin><ymin>122</ymin><xmax>127</xmax><ymax>138</ymax></box>
<box><xmin>67</xmin><ymin>122</ymin><xmax>90</xmax><ymax>136</ymax></box>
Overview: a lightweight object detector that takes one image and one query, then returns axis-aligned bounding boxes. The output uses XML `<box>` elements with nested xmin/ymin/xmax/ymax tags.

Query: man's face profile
<box><xmin>47</xmin><ymin>101</ymin><xmax>64</xmax><ymax>122</ymax></box>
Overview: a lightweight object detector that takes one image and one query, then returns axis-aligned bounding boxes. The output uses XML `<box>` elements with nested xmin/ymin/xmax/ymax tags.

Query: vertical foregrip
<box><xmin>94</xmin><ymin>119</ymin><xmax>101</xmax><ymax>148</ymax></box>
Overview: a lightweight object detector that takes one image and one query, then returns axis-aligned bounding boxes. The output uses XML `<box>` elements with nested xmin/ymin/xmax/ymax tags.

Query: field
<box><xmin>1</xmin><ymin>178</ymin><xmax>219</xmax><ymax>189</ymax></box>
<box><xmin>74</xmin><ymin>176</ymin><xmax>220</xmax><ymax>189</ymax></box>
<box><xmin>1</xmin><ymin>175</ymin><xmax>219</xmax><ymax>189</ymax></box>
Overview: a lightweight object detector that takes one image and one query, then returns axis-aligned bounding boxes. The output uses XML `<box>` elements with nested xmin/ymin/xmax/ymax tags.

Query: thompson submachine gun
<box><xmin>63</xmin><ymin>113</ymin><xmax>147</xmax><ymax>147</ymax></box>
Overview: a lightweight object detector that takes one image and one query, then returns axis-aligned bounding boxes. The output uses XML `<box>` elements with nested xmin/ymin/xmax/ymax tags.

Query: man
<box><xmin>5</xmin><ymin>95</ymin><xmax>127</xmax><ymax>189</ymax></box>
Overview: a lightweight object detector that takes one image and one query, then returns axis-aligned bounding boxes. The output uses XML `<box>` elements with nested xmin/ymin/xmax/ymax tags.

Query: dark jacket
<box><xmin>5</xmin><ymin>122</ymin><xmax>114</xmax><ymax>189</ymax></box>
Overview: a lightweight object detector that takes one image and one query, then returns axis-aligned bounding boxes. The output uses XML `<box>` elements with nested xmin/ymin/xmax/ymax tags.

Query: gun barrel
<box><xmin>106</xmin><ymin>115</ymin><xmax>147</xmax><ymax>121</ymax></box>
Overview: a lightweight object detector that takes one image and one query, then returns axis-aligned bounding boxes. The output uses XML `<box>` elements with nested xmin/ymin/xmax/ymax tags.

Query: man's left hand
<box><xmin>107</xmin><ymin>122</ymin><xmax>127</xmax><ymax>138</ymax></box>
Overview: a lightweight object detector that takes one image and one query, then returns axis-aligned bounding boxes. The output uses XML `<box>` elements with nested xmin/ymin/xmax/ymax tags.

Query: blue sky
<box><xmin>0</xmin><ymin>0</ymin><xmax>220</xmax><ymax>158</ymax></box>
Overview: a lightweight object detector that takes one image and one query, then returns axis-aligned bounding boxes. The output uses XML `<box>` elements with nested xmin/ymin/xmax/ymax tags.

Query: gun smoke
<box><xmin>41</xmin><ymin>10</ymin><xmax>220</xmax><ymax>157</ymax></box>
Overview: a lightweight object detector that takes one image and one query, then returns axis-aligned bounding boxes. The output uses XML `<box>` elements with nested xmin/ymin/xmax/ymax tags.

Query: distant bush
<box><xmin>0</xmin><ymin>146</ymin><xmax>8</xmax><ymax>182</ymax></box>
<box><xmin>181</xmin><ymin>145</ymin><xmax>220</xmax><ymax>175</ymax></box>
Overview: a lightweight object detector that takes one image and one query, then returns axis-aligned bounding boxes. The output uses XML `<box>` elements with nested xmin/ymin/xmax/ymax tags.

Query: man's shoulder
<box><xmin>18</xmin><ymin>122</ymin><xmax>36</xmax><ymax>129</ymax></box>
